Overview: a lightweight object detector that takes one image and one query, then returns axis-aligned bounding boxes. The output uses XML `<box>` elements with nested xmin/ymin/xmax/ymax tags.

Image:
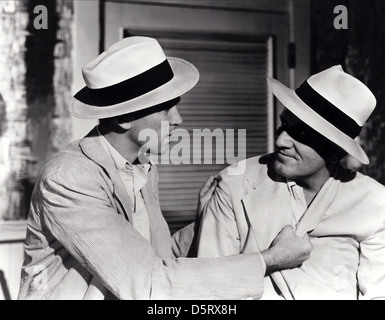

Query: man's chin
<box><xmin>273</xmin><ymin>158</ymin><xmax>291</xmax><ymax>179</ymax></box>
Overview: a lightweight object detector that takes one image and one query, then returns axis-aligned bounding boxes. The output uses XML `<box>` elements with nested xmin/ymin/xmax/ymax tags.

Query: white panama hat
<box><xmin>70</xmin><ymin>36</ymin><xmax>199</xmax><ymax>119</ymax></box>
<box><xmin>268</xmin><ymin>65</ymin><xmax>376</xmax><ymax>165</ymax></box>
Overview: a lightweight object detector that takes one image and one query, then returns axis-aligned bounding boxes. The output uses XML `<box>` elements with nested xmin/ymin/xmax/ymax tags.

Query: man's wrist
<box><xmin>261</xmin><ymin>249</ymin><xmax>275</xmax><ymax>275</ymax></box>
<box><xmin>258</xmin><ymin>252</ymin><xmax>267</xmax><ymax>275</ymax></box>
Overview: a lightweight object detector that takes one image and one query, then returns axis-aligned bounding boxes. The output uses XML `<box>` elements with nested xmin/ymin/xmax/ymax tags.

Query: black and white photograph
<box><xmin>0</xmin><ymin>0</ymin><xmax>385</xmax><ymax>304</ymax></box>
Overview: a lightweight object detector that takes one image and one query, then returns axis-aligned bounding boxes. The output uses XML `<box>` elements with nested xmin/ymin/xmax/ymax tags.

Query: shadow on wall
<box><xmin>0</xmin><ymin>0</ymin><xmax>73</xmax><ymax>221</ymax></box>
<box><xmin>0</xmin><ymin>94</ymin><xmax>5</xmax><ymax>136</ymax></box>
<box><xmin>7</xmin><ymin>0</ymin><xmax>61</xmax><ymax>220</ymax></box>
<box><xmin>0</xmin><ymin>269</ymin><xmax>11</xmax><ymax>300</ymax></box>
<box><xmin>311</xmin><ymin>0</ymin><xmax>385</xmax><ymax>184</ymax></box>
<box><xmin>25</xmin><ymin>0</ymin><xmax>59</xmax><ymax>180</ymax></box>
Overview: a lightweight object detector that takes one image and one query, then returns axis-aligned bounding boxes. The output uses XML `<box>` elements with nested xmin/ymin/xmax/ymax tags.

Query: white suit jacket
<box><xmin>18</xmin><ymin>128</ymin><xmax>265</xmax><ymax>300</ymax></box>
<box><xmin>197</xmin><ymin>154</ymin><xmax>385</xmax><ymax>300</ymax></box>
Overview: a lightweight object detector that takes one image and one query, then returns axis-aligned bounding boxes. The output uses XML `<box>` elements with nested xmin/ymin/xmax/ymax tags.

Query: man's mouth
<box><xmin>276</xmin><ymin>150</ymin><xmax>294</xmax><ymax>159</ymax></box>
<box><xmin>167</xmin><ymin>131</ymin><xmax>176</xmax><ymax>142</ymax></box>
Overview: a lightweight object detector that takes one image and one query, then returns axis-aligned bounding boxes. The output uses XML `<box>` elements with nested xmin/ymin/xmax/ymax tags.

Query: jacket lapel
<box><xmin>241</xmin><ymin>175</ymin><xmax>292</xmax><ymax>252</ymax></box>
<box><xmin>242</xmin><ymin>162</ymin><xmax>343</xmax><ymax>248</ymax></box>
<box><xmin>278</xmin><ymin>172</ymin><xmax>342</xmax><ymax>299</ymax></box>
<box><xmin>295</xmin><ymin>169</ymin><xmax>342</xmax><ymax>237</ymax></box>
<box><xmin>141</xmin><ymin>166</ymin><xmax>173</xmax><ymax>259</ymax></box>
<box><xmin>80</xmin><ymin>129</ymin><xmax>172</xmax><ymax>258</ymax></box>
<box><xmin>241</xmin><ymin>170</ymin><xmax>294</xmax><ymax>299</ymax></box>
<box><xmin>79</xmin><ymin>128</ymin><xmax>134</xmax><ymax>223</ymax></box>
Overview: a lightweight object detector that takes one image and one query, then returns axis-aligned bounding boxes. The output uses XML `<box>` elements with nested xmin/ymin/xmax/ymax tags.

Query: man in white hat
<box><xmin>197</xmin><ymin>65</ymin><xmax>385</xmax><ymax>300</ymax></box>
<box><xmin>18</xmin><ymin>37</ymin><xmax>311</xmax><ymax>300</ymax></box>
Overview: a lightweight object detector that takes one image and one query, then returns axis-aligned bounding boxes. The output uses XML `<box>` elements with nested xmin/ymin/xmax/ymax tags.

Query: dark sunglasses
<box><xmin>276</xmin><ymin>118</ymin><xmax>324</xmax><ymax>146</ymax></box>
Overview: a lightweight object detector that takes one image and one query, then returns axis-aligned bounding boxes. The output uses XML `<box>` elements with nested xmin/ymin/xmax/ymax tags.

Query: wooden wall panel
<box><xmin>0</xmin><ymin>221</ymin><xmax>26</xmax><ymax>300</ymax></box>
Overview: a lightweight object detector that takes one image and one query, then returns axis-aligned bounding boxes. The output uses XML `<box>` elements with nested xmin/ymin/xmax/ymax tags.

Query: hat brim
<box><xmin>267</xmin><ymin>78</ymin><xmax>369</xmax><ymax>165</ymax></box>
<box><xmin>69</xmin><ymin>57</ymin><xmax>199</xmax><ymax>119</ymax></box>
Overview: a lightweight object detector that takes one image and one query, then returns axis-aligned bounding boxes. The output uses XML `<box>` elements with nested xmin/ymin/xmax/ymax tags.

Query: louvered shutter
<box><xmin>125</xmin><ymin>31</ymin><xmax>273</xmax><ymax>233</ymax></box>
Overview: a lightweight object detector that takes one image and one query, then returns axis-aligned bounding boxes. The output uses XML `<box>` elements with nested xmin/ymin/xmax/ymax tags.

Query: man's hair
<box><xmin>99</xmin><ymin>96</ymin><xmax>181</xmax><ymax>128</ymax></box>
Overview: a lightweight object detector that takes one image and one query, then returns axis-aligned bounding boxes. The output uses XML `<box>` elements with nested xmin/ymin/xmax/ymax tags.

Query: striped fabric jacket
<box><xmin>18</xmin><ymin>128</ymin><xmax>265</xmax><ymax>300</ymax></box>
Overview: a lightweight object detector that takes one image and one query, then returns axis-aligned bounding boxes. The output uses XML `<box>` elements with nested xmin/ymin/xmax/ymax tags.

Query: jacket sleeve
<box><xmin>171</xmin><ymin>222</ymin><xmax>197</xmax><ymax>258</ymax></box>
<box><xmin>358</xmin><ymin>210</ymin><xmax>385</xmax><ymax>300</ymax></box>
<box><xmin>40</xmin><ymin>168</ymin><xmax>264</xmax><ymax>300</ymax></box>
<box><xmin>195</xmin><ymin>173</ymin><xmax>266</xmax><ymax>293</ymax></box>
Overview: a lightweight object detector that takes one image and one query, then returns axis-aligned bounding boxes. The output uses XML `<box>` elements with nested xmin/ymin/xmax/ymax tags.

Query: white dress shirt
<box><xmin>98</xmin><ymin>128</ymin><xmax>152</xmax><ymax>242</ymax></box>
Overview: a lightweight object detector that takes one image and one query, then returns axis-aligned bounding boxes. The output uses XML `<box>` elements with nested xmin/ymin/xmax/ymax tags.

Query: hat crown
<box><xmin>307</xmin><ymin>65</ymin><xmax>376</xmax><ymax>126</ymax></box>
<box><xmin>82</xmin><ymin>37</ymin><xmax>167</xmax><ymax>89</ymax></box>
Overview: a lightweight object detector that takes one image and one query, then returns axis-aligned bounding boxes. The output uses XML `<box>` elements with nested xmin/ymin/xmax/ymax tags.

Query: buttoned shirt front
<box><xmin>98</xmin><ymin>128</ymin><xmax>151</xmax><ymax>242</ymax></box>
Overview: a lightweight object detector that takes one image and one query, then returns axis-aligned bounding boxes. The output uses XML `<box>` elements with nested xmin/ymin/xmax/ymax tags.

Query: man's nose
<box><xmin>169</xmin><ymin>106</ymin><xmax>183</xmax><ymax>126</ymax></box>
<box><xmin>275</xmin><ymin>128</ymin><xmax>293</xmax><ymax>149</ymax></box>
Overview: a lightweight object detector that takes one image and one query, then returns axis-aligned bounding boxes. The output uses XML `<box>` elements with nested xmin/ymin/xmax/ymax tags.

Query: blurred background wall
<box><xmin>0</xmin><ymin>0</ymin><xmax>383</xmax><ymax>300</ymax></box>
<box><xmin>0</xmin><ymin>0</ymin><xmax>73</xmax><ymax>223</ymax></box>
<box><xmin>0</xmin><ymin>0</ymin><xmax>74</xmax><ymax>299</ymax></box>
<box><xmin>311</xmin><ymin>0</ymin><xmax>385</xmax><ymax>183</ymax></box>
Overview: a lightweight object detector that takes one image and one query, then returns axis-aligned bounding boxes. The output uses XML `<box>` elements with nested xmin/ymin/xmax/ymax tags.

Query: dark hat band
<box><xmin>295</xmin><ymin>80</ymin><xmax>362</xmax><ymax>139</ymax></box>
<box><xmin>74</xmin><ymin>60</ymin><xmax>174</xmax><ymax>107</ymax></box>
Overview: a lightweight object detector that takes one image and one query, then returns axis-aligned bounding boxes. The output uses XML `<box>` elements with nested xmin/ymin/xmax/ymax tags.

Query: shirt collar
<box><xmin>286</xmin><ymin>178</ymin><xmax>300</xmax><ymax>197</ymax></box>
<box><xmin>97</xmin><ymin>127</ymin><xmax>128</xmax><ymax>171</ymax></box>
<box><xmin>285</xmin><ymin>163</ymin><xmax>342</xmax><ymax>199</ymax></box>
<box><xmin>97</xmin><ymin>126</ymin><xmax>152</xmax><ymax>170</ymax></box>
<box><xmin>96</xmin><ymin>127</ymin><xmax>151</xmax><ymax>193</ymax></box>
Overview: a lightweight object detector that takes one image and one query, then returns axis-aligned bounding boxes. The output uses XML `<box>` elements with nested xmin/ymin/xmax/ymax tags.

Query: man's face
<box><xmin>130</xmin><ymin>102</ymin><xmax>183</xmax><ymax>155</ymax></box>
<box><xmin>274</xmin><ymin>109</ymin><xmax>330</xmax><ymax>182</ymax></box>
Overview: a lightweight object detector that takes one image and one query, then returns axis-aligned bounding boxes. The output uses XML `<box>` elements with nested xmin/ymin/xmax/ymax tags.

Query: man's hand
<box><xmin>196</xmin><ymin>175</ymin><xmax>220</xmax><ymax>221</ymax></box>
<box><xmin>262</xmin><ymin>225</ymin><xmax>313</xmax><ymax>275</ymax></box>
